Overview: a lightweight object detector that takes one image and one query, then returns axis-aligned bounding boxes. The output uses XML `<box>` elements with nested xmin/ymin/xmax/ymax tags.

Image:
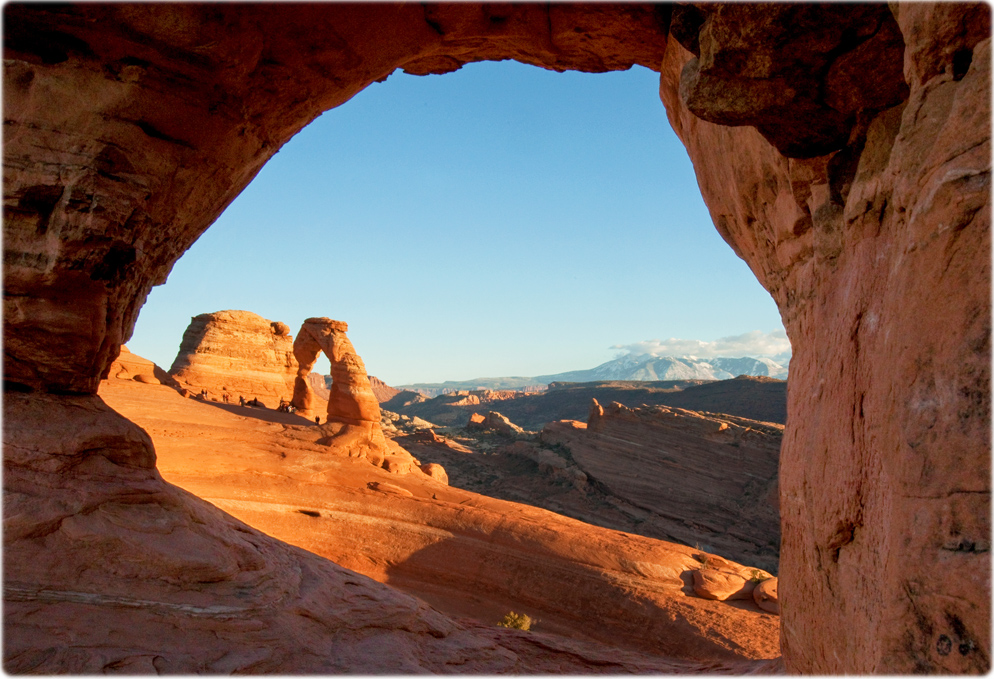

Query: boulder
<box><xmin>753</xmin><ymin>577</ymin><xmax>779</xmax><ymax>615</ymax></box>
<box><xmin>692</xmin><ymin>569</ymin><xmax>757</xmax><ymax>601</ymax></box>
<box><xmin>419</xmin><ymin>463</ymin><xmax>449</xmax><ymax>485</ymax></box>
<box><xmin>466</xmin><ymin>411</ymin><xmax>526</xmax><ymax>436</ymax></box>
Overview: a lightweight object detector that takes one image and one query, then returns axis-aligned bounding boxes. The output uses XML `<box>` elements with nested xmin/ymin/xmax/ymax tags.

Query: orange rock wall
<box><xmin>3</xmin><ymin>4</ymin><xmax>989</xmax><ymax>673</ymax></box>
<box><xmin>658</xmin><ymin>4</ymin><xmax>990</xmax><ymax>672</ymax></box>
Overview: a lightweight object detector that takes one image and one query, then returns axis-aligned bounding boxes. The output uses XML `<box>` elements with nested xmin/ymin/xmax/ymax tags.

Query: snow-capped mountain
<box><xmin>535</xmin><ymin>354</ymin><xmax>789</xmax><ymax>383</ymax></box>
<box><xmin>397</xmin><ymin>353</ymin><xmax>790</xmax><ymax>394</ymax></box>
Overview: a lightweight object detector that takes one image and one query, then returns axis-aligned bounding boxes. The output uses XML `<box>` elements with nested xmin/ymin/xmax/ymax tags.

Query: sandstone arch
<box><xmin>3</xmin><ymin>4</ymin><xmax>989</xmax><ymax>673</ymax></box>
<box><xmin>291</xmin><ymin>317</ymin><xmax>387</xmax><ymax>458</ymax></box>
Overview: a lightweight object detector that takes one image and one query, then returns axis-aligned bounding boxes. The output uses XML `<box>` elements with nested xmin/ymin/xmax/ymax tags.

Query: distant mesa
<box><xmin>168</xmin><ymin>310</ymin><xmax>300</xmax><ymax>408</ymax></box>
<box><xmin>369</xmin><ymin>375</ymin><xmax>401</xmax><ymax>403</ymax></box>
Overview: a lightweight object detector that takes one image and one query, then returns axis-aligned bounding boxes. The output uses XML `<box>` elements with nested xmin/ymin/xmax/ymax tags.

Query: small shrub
<box><xmin>749</xmin><ymin>568</ymin><xmax>771</xmax><ymax>583</ymax></box>
<box><xmin>497</xmin><ymin>611</ymin><xmax>533</xmax><ymax>631</ymax></box>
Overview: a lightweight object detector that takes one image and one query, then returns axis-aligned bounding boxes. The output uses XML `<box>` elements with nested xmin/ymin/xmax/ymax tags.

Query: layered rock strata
<box><xmin>368</xmin><ymin>375</ymin><xmax>401</xmax><ymax>403</ymax></box>
<box><xmin>168</xmin><ymin>310</ymin><xmax>296</xmax><ymax>407</ymax></box>
<box><xmin>3</xmin><ymin>3</ymin><xmax>989</xmax><ymax>673</ymax></box>
<box><xmin>543</xmin><ymin>401</ymin><xmax>782</xmax><ymax>573</ymax></box>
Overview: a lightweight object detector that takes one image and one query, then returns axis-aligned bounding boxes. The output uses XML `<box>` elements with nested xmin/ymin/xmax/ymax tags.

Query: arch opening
<box><xmin>3</xmin><ymin>3</ymin><xmax>989</xmax><ymax>674</ymax></box>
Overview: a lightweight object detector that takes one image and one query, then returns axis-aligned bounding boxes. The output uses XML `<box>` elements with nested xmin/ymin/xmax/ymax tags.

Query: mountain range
<box><xmin>397</xmin><ymin>353</ymin><xmax>789</xmax><ymax>396</ymax></box>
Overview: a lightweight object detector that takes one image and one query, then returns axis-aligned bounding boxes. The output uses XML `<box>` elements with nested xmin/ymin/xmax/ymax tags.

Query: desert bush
<box><xmin>497</xmin><ymin>611</ymin><xmax>533</xmax><ymax>631</ymax></box>
<box><xmin>748</xmin><ymin>568</ymin><xmax>771</xmax><ymax>582</ymax></box>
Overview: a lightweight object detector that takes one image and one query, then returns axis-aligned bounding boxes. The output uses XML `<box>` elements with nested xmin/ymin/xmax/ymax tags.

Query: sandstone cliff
<box><xmin>369</xmin><ymin>375</ymin><xmax>401</xmax><ymax>402</ymax></box>
<box><xmin>168</xmin><ymin>310</ymin><xmax>297</xmax><ymax>407</ymax></box>
<box><xmin>542</xmin><ymin>401</ymin><xmax>782</xmax><ymax>573</ymax></box>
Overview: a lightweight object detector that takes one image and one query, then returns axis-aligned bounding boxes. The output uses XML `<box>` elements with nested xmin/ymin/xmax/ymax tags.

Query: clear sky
<box><xmin>128</xmin><ymin>60</ymin><xmax>786</xmax><ymax>386</ymax></box>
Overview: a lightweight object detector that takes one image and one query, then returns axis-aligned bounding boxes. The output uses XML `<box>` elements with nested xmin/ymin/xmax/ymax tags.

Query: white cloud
<box><xmin>612</xmin><ymin>330</ymin><xmax>791</xmax><ymax>359</ymax></box>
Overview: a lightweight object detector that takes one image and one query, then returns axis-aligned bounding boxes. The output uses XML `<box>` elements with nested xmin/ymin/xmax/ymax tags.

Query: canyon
<box><xmin>3</xmin><ymin>3</ymin><xmax>989</xmax><ymax>674</ymax></box>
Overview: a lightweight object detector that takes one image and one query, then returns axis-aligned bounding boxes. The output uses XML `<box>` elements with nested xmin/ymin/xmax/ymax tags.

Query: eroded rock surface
<box><xmin>106</xmin><ymin>345</ymin><xmax>179</xmax><ymax>389</ymax></box>
<box><xmin>659</xmin><ymin>4</ymin><xmax>990</xmax><ymax>672</ymax></box>
<box><xmin>95</xmin><ymin>379</ymin><xmax>782</xmax><ymax>665</ymax></box>
<box><xmin>3</xmin><ymin>3</ymin><xmax>989</xmax><ymax>673</ymax></box>
<box><xmin>11</xmin><ymin>387</ymin><xmax>761</xmax><ymax>674</ymax></box>
<box><xmin>543</xmin><ymin>400</ymin><xmax>782</xmax><ymax>573</ymax></box>
<box><xmin>168</xmin><ymin>310</ymin><xmax>296</xmax><ymax>407</ymax></box>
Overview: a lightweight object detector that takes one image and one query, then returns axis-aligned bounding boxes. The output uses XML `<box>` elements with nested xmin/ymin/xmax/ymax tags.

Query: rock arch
<box><xmin>3</xmin><ymin>4</ymin><xmax>989</xmax><ymax>673</ymax></box>
<box><xmin>291</xmin><ymin>317</ymin><xmax>386</xmax><ymax>457</ymax></box>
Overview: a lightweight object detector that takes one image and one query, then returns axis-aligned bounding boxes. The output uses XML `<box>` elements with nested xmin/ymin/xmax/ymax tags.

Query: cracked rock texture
<box><xmin>3</xmin><ymin>3</ymin><xmax>990</xmax><ymax>673</ymax></box>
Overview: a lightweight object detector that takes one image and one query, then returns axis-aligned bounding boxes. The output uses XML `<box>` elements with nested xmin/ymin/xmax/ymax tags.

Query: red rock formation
<box><xmin>543</xmin><ymin>400</ymin><xmax>782</xmax><ymax>573</ymax></box>
<box><xmin>168</xmin><ymin>310</ymin><xmax>296</xmax><ymax>407</ymax></box>
<box><xmin>3</xmin><ymin>3</ymin><xmax>989</xmax><ymax>673</ymax></box>
<box><xmin>659</xmin><ymin>4</ymin><xmax>990</xmax><ymax>671</ymax></box>
<box><xmin>753</xmin><ymin>578</ymin><xmax>779</xmax><ymax>615</ymax></box>
<box><xmin>466</xmin><ymin>410</ymin><xmax>527</xmax><ymax>436</ymax></box>
<box><xmin>291</xmin><ymin>317</ymin><xmax>397</xmax><ymax>464</ymax></box>
<box><xmin>105</xmin><ymin>345</ymin><xmax>180</xmax><ymax>389</ymax></box>
<box><xmin>368</xmin><ymin>375</ymin><xmax>401</xmax><ymax>403</ymax></box>
<box><xmin>97</xmin><ymin>377</ymin><xmax>781</xmax><ymax>665</ymax></box>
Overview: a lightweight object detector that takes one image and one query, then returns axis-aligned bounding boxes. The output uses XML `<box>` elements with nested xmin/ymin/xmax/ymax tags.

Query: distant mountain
<box><xmin>537</xmin><ymin>354</ymin><xmax>789</xmax><ymax>383</ymax></box>
<box><xmin>393</xmin><ymin>376</ymin><xmax>548</xmax><ymax>397</ymax></box>
<box><xmin>397</xmin><ymin>354</ymin><xmax>789</xmax><ymax>395</ymax></box>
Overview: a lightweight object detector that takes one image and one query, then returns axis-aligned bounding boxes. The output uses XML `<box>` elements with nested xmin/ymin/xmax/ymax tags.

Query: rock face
<box><xmin>659</xmin><ymin>4</ymin><xmax>991</xmax><ymax>672</ymax></box>
<box><xmin>106</xmin><ymin>345</ymin><xmax>179</xmax><ymax>389</ymax></box>
<box><xmin>168</xmin><ymin>310</ymin><xmax>296</xmax><ymax>407</ymax></box>
<box><xmin>3</xmin><ymin>4</ymin><xmax>989</xmax><ymax>674</ymax></box>
<box><xmin>368</xmin><ymin>375</ymin><xmax>401</xmax><ymax>403</ymax></box>
<box><xmin>543</xmin><ymin>400</ymin><xmax>782</xmax><ymax>573</ymax></box>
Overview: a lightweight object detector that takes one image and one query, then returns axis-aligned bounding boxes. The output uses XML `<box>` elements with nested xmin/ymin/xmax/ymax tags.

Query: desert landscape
<box><xmin>4</xmin><ymin>3</ymin><xmax>990</xmax><ymax>674</ymax></box>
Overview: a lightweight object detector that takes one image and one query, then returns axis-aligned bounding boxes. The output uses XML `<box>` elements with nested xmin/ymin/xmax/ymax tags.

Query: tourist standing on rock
<box><xmin>239</xmin><ymin>395</ymin><xmax>245</xmax><ymax>406</ymax></box>
<box><xmin>315</xmin><ymin>416</ymin><xmax>320</xmax><ymax>425</ymax></box>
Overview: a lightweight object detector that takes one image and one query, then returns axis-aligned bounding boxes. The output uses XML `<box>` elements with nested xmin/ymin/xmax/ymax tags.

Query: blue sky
<box><xmin>128</xmin><ymin>61</ymin><xmax>786</xmax><ymax>385</ymax></box>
